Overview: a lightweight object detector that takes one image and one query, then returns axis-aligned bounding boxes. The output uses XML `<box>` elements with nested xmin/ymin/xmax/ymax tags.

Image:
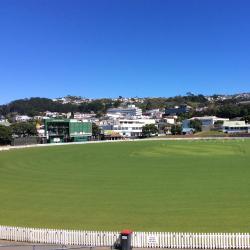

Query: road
<box><xmin>0</xmin><ymin>241</ymin><xmax>110</xmax><ymax>250</ymax></box>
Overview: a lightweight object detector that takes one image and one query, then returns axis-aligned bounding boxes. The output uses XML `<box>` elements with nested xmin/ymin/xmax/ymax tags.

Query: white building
<box><xmin>183</xmin><ymin>116</ymin><xmax>229</xmax><ymax>129</ymax></box>
<box><xmin>0</xmin><ymin>119</ymin><xmax>11</xmax><ymax>126</ymax></box>
<box><xmin>45</xmin><ymin>111</ymin><xmax>59</xmax><ymax>118</ymax></box>
<box><xmin>222</xmin><ymin>121</ymin><xmax>250</xmax><ymax>134</ymax></box>
<box><xmin>164</xmin><ymin>116</ymin><xmax>177</xmax><ymax>125</ymax></box>
<box><xmin>107</xmin><ymin>105</ymin><xmax>142</xmax><ymax>118</ymax></box>
<box><xmin>191</xmin><ymin>116</ymin><xmax>229</xmax><ymax>125</ymax></box>
<box><xmin>112</xmin><ymin>118</ymin><xmax>156</xmax><ymax>137</ymax></box>
<box><xmin>144</xmin><ymin>109</ymin><xmax>164</xmax><ymax>119</ymax></box>
<box><xmin>74</xmin><ymin>112</ymin><xmax>96</xmax><ymax>120</ymax></box>
<box><xmin>15</xmin><ymin>115</ymin><xmax>32</xmax><ymax>122</ymax></box>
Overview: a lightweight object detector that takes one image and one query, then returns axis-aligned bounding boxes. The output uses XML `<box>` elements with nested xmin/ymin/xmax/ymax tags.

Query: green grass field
<box><xmin>0</xmin><ymin>140</ymin><xmax>250</xmax><ymax>232</ymax></box>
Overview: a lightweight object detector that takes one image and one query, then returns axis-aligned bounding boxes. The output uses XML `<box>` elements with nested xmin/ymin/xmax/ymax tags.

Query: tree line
<box><xmin>0</xmin><ymin>122</ymin><xmax>37</xmax><ymax>145</ymax></box>
<box><xmin>0</xmin><ymin>97</ymin><xmax>121</xmax><ymax>117</ymax></box>
<box><xmin>0</xmin><ymin>95</ymin><xmax>249</xmax><ymax>121</ymax></box>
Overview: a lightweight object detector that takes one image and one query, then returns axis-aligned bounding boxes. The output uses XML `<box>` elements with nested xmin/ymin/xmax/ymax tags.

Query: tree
<box><xmin>142</xmin><ymin>124</ymin><xmax>158</xmax><ymax>137</ymax></box>
<box><xmin>189</xmin><ymin>119</ymin><xmax>202</xmax><ymax>132</ymax></box>
<box><xmin>241</xmin><ymin>115</ymin><xmax>250</xmax><ymax>124</ymax></box>
<box><xmin>214</xmin><ymin>120</ymin><xmax>224</xmax><ymax>125</ymax></box>
<box><xmin>92</xmin><ymin>123</ymin><xmax>101</xmax><ymax>138</ymax></box>
<box><xmin>214</xmin><ymin>120</ymin><xmax>224</xmax><ymax>130</ymax></box>
<box><xmin>171</xmin><ymin>124</ymin><xmax>182</xmax><ymax>135</ymax></box>
<box><xmin>0</xmin><ymin>125</ymin><xmax>12</xmax><ymax>145</ymax></box>
<box><xmin>11</xmin><ymin>122</ymin><xmax>37</xmax><ymax>137</ymax></box>
<box><xmin>113</xmin><ymin>100</ymin><xmax>121</xmax><ymax>108</ymax></box>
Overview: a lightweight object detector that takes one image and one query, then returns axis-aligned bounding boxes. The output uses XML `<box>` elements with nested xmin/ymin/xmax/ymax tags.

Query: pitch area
<box><xmin>0</xmin><ymin>140</ymin><xmax>249</xmax><ymax>232</ymax></box>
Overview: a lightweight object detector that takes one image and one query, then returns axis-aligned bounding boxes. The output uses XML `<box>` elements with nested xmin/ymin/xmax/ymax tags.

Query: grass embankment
<box><xmin>193</xmin><ymin>131</ymin><xmax>227</xmax><ymax>137</ymax></box>
<box><xmin>0</xmin><ymin>140</ymin><xmax>249</xmax><ymax>232</ymax></box>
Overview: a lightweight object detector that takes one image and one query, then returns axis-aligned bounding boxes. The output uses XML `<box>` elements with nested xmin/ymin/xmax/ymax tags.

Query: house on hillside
<box><xmin>15</xmin><ymin>115</ymin><xmax>32</xmax><ymax>122</ymax></box>
<box><xmin>143</xmin><ymin>109</ymin><xmax>164</xmax><ymax>119</ymax></box>
<box><xmin>165</xmin><ymin>105</ymin><xmax>191</xmax><ymax>116</ymax></box>
<box><xmin>182</xmin><ymin>116</ymin><xmax>229</xmax><ymax>132</ymax></box>
<box><xmin>107</xmin><ymin>105</ymin><xmax>142</xmax><ymax>118</ymax></box>
<box><xmin>74</xmin><ymin>112</ymin><xmax>96</xmax><ymax>120</ymax></box>
<box><xmin>222</xmin><ymin>121</ymin><xmax>250</xmax><ymax>134</ymax></box>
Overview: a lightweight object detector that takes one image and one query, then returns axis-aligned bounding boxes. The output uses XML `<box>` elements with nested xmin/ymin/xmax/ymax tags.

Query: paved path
<box><xmin>0</xmin><ymin>241</ymin><xmax>110</xmax><ymax>250</ymax></box>
<box><xmin>0</xmin><ymin>241</ymin><xmax>216</xmax><ymax>250</ymax></box>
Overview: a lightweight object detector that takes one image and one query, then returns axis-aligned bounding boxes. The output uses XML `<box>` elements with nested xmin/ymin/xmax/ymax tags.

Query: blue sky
<box><xmin>0</xmin><ymin>0</ymin><xmax>250</xmax><ymax>104</ymax></box>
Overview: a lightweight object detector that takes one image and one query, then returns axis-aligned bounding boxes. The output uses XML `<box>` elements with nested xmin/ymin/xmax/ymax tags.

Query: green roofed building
<box><xmin>44</xmin><ymin>119</ymin><xmax>92</xmax><ymax>143</ymax></box>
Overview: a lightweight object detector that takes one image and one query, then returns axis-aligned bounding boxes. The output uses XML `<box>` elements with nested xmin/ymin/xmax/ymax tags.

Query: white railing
<box><xmin>0</xmin><ymin>225</ymin><xmax>250</xmax><ymax>248</ymax></box>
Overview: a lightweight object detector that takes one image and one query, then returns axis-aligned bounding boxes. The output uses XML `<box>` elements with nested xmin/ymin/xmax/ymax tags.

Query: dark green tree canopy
<box><xmin>189</xmin><ymin>119</ymin><xmax>202</xmax><ymax>132</ymax></box>
<box><xmin>92</xmin><ymin>123</ymin><xmax>101</xmax><ymax>138</ymax></box>
<box><xmin>11</xmin><ymin>122</ymin><xmax>37</xmax><ymax>137</ymax></box>
<box><xmin>142</xmin><ymin>124</ymin><xmax>158</xmax><ymax>137</ymax></box>
<box><xmin>0</xmin><ymin>97</ymin><xmax>121</xmax><ymax>116</ymax></box>
<box><xmin>171</xmin><ymin>124</ymin><xmax>182</xmax><ymax>135</ymax></box>
<box><xmin>0</xmin><ymin>125</ymin><xmax>12</xmax><ymax>145</ymax></box>
<box><xmin>1</xmin><ymin>95</ymin><xmax>250</xmax><ymax>120</ymax></box>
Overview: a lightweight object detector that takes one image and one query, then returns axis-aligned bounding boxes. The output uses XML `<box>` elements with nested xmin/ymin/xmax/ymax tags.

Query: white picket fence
<box><xmin>0</xmin><ymin>225</ymin><xmax>250</xmax><ymax>248</ymax></box>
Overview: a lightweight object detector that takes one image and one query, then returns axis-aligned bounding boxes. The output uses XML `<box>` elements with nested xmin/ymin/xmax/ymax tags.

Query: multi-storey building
<box><xmin>107</xmin><ymin>105</ymin><xmax>142</xmax><ymax>118</ymax></box>
<box><xmin>112</xmin><ymin>118</ymin><xmax>156</xmax><ymax>137</ymax></box>
<box><xmin>44</xmin><ymin>119</ymin><xmax>92</xmax><ymax>143</ymax></box>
